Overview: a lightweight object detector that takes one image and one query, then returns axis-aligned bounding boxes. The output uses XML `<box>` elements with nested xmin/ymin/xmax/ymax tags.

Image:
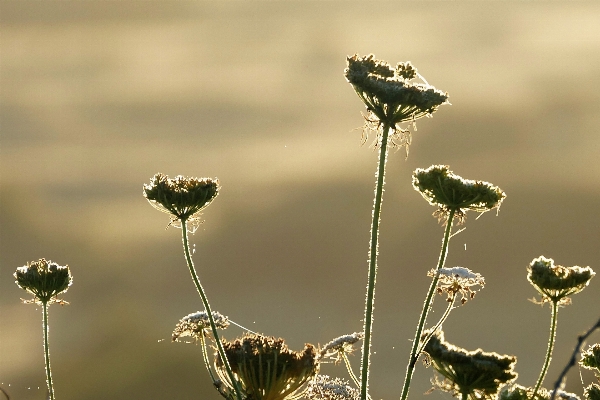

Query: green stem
<box><xmin>400</xmin><ymin>208</ymin><xmax>456</xmax><ymax>400</ymax></box>
<box><xmin>181</xmin><ymin>220</ymin><xmax>242</xmax><ymax>400</ymax></box>
<box><xmin>42</xmin><ymin>301</ymin><xmax>55</xmax><ymax>400</ymax></box>
<box><xmin>415</xmin><ymin>292</ymin><xmax>457</xmax><ymax>357</ymax></box>
<box><xmin>531</xmin><ymin>300</ymin><xmax>559</xmax><ymax>400</ymax></box>
<box><xmin>461</xmin><ymin>391</ymin><xmax>469</xmax><ymax>400</ymax></box>
<box><xmin>360</xmin><ymin>123</ymin><xmax>391</xmax><ymax>400</ymax></box>
<box><xmin>199</xmin><ymin>334</ymin><xmax>218</xmax><ymax>385</ymax></box>
<box><xmin>343</xmin><ymin>353</ymin><xmax>372</xmax><ymax>400</ymax></box>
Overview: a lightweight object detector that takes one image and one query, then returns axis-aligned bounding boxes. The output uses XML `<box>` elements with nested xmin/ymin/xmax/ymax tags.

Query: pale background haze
<box><xmin>1</xmin><ymin>1</ymin><xmax>600</xmax><ymax>399</ymax></box>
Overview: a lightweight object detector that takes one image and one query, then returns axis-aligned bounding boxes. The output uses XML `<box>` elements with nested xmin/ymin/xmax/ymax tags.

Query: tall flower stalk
<box><xmin>401</xmin><ymin>165</ymin><xmax>506</xmax><ymax>400</ymax></box>
<box><xmin>14</xmin><ymin>259</ymin><xmax>73</xmax><ymax>400</ymax></box>
<box><xmin>345</xmin><ymin>54</ymin><xmax>449</xmax><ymax>400</ymax></box>
<box><xmin>526</xmin><ymin>256</ymin><xmax>595</xmax><ymax>399</ymax></box>
<box><xmin>143</xmin><ymin>173</ymin><xmax>242</xmax><ymax>400</ymax></box>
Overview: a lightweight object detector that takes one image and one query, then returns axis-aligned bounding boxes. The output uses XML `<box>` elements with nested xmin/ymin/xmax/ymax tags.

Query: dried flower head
<box><xmin>305</xmin><ymin>375</ymin><xmax>359</xmax><ymax>400</ymax></box>
<box><xmin>216</xmin><ymin>333</ymin><xmax>318</xmax><ymax>400</ymax></box>
<box><xmin>423</xmin><ymin>329</ymin><xmax>517</xmax><ymax>400</ymax></box>
<box><xmin>143</xmin><ymin>173</ymin><xmax>219</xmax><ymax>227</ymax></box>
<box><xmin>172</xmin><ymin>311</ymin><xmax>230</xmax><ymax>342</ymax></box>
<box><xmin>580</xmin><ymin>344</ymin><xmax>600</xmax><ymax>373</ymax></box>
<box><xmin>428</xmin><ymin>267</ymin><xmax>485</xmax><ymax>304</ymax></box>
<box><xmin>584</xmin><ymin>384</ymin><xmax>600</xmax><ymax>400</ymax></box>
<box><xmin>527</xmin><ymin>256</ymin><xmax>595</xmax><ymax>304</ymax></box>
<box><xmin>14</xmin><ymin>259</ymin><xmax>73</xmax><ymax>304</ymax></box>
<box><xmin>345</xmin><ymin>54</ymin><xmax>449</xmax><ymax>150</ymax></box>
<box><xmin>320</xmin><ymin>332</ymin><xmax>364</xmax><ymax>362</ymax></box>
<box><xmin>412</xmin><ymin>165</ymin><xmax>506</xmax><ymax>223</ymax></box>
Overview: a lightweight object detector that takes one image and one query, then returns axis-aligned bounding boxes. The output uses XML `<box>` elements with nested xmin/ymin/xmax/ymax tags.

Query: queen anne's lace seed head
<box><xmin>412</xmin><ymin>165</ymin><xmax>506</xmax><ymax>223</ymax></box>
<box><xmin>215</xmin><ymin>333</ymin><xmax>318</xmax><ymax>400</ymax></box>
<box><xmin>172</xmin><ymin>311</ymin><xmax>230</xmax><ymax>342</ymax></box>
<box><xmin>580</xmin><ymin>344</ymin><xmax>600</xmax><ymax>372</ymax></box>
<box><xmin>428</xmin><ymin>267</ymin><xmax>485</xmax><ymax>304</ymax></box>
<box><xmin>14</xmin><ymin>259</ymin><xmax>73</xmax><ymax>304</ymax></box>
<box><xmin>423</xmin><ymin>329</ymin><xmax>517</xmax><ymax>400</ymax></box>
<box><xmin>320</xmin><ymin>332</ymin><xmax>364</xmax><ymax>361</ymax></box>
<box><xmin>143</xmin><ymin>173</ymin><xmax>219</xmax><ymax>227</ymax></box>
<box><xmin>305</xmin><ymin>375</ymin><xmax>360</xmax><ymax>400</ymax></box>
<box><xmin>584</xmin><ymin>384</ymin><xmax>600</xmax><ymax>400</ymax></box>
<box><xmin>345</xmin><ymin>54</ymin><xmax>449</xmax><ymax>151</ymax></box>
<box><xmin>527</xmin><ymin>256</ymin><xmax>595</xmax><ymax>304</ymax></box>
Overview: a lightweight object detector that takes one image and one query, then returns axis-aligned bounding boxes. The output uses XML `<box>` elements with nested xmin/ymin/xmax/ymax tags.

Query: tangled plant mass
<box><xmin>11</xmin><ymin>53</ymin><xmax>600</xmax><ymax>400</ymax></box>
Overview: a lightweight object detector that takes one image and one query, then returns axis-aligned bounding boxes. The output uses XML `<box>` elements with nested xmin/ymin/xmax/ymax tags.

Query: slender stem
<box><xmin>42</xmin><ymin>301</ymin><xmax>55</xmax><ymax>400</ymax></box>
<box><xmin>342</xmin><ymin>353</ymin><xmax>372</xmax><ymax>400</ymax></box>
<box><xmin>415</xmin><ymin>292</ymin><xmax>457</xmax><ymax>357</ymax></box>
<box><xmin>199</xmin><ymin>334</ymin><xmax>218</xmax><ymax>385</ymax></box>
<box><xmin>181</xmin><ymin>220</ymin><xmax>242</xmax><ymax>400</ymax></box>
<box><xmin>532</xmin><ymin>300</ymin><xmax>559</xmax><ymax>400</ymax></box>
<box><xmin>461</xmin><ymin>392</ymin><xmax>468</xmax><ymax>400</ymax></box>
<box><xmin>400</xmin><ymin>208</ymin><xmax>456</xmax><ymax>400</ymax></box>
<box><xmin>360</xmin><ymin>123</ymin><xmax>391</xmax><ymax>400</ymax></box>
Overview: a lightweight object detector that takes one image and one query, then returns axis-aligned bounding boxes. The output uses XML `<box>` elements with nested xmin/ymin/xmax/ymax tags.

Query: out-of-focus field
<box><xmin>1</xmin><ymin>2</ymin><xmax>600</xmax><ymax>399</ymax></box>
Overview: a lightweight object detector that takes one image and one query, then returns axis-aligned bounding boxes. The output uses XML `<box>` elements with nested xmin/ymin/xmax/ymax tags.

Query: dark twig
<box><xmin>549</xmin><ymin>317</ymin><xmax>600</xmax><ymax>400</ymax></box>
<box><xmin>0</xmin><ymin>386</ymin><xmax>10</xmax><ymax>400</ymax></box>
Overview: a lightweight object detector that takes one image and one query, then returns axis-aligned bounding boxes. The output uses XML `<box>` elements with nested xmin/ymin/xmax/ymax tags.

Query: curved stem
<box><xmin>42</xmin><ymin>301</ymin><xmax>55</xmax><ymax>400</ymax></box>
<box><xmin>400</xmin><ymin>208</ymin><xmax>456</xmax><ymax>400</ymax></box>
<box><xmin>199</xmin><ymin>334</ymin><xmax>218</xmax><ymax>385</ymax></box>
<box><xmin>181</xmin><ymin>220</ymin><xmax>242</xmax><ymax>400</ymax></box>
<box><xmin>342</xmin><ymin>352</ymin><xmax>361</xmax><ymax>389</ymax></box>
<box><xmin>415</xmin><ymin>292</ymin><xmax>457</xmax><ymax>357</ymax></box>
<box><xmin>360</xmin><ymin>123</ymin><xmax>391</xmax><ymax>400</ymax></box>
<box><xmin>531</xmin><ymin>300</ymin><xmax>559</xmax><ymax>399</ymax></box>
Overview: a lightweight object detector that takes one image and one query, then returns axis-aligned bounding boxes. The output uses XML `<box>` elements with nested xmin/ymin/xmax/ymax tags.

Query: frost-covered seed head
<box><xmin>527</xmin><ymin>256</ymin><xmax>595</xmax><ymax>304</ymax></box>
<box><xmin>320</xmin><ymin>332</ymin><xmax>364</xmax><ymax>360</ymax></box>
<box><xmin>172</xmin><ymin>311</ymin><xmax>229</xmax><ymax>342</ymax></box>
<box><xmin>14</xmin><ymin>259</ymin><xmax>73</xmax><ymax>304</ymax></box>
<box><xmin>429</xmin><ymin>267</ymin><xmax>485</xmax><ymax>304</ymax></box>
<box><xmin>305</xmin><ymin>375</ymin><xmax>360</xmax><ymax>400</ymax></box>
<box><xmin>580</xmin><ymin>344</ymin><xmax>600</xmax><ymax>372</ymax></box>
<box><xmin>584</xmin><ymin>384</ymin><xmax>600</xmax><ymax>400</ymax></box>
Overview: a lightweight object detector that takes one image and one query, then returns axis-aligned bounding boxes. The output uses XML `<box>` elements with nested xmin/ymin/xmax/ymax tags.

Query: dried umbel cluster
<box><xmin>584</xmin><ymin>384</ymin><xmax>600</xmax><ymax>400</ymax></box>
<box><xmin>428</xmin><ymin>267</ymin><xmax>485</xmax><ymax>304</ymax></box>
<box><xmin>423</xmin><ymin>329</ymin><xmax>517</xmax><ymax>400</ymax></box>
<box><xmin>319</xmin><ymin>332</ymin><xmax>363</xmax><ymax>362</ymax></box>
<box><xmin>143</xmin><ymin>173</ymin><xmax>219</xmax><ymax>223</ymax></box>
<box><xmin>581</xmin><ymin>344</ymin><xmax>600</xmax><ymax>372</ymax></box>
<box><xmin>527</xmin><ymin>256</ymin><xmax>595</xmax><ymax>304</ymax></box>
<box><xmin>305</xmin><ymin>375</ymin><xmax>359</xmax><ymax>400</ymax></box>
<box><xmin>412</xmin><ymin>165</ymin><xmax>506</xmax><ymax>222</ymax></box>
<box><xmin>216</xmin><ymin>333</ymin><xmax>318</xmax><ymax>400</ymax></box>
<box><xmin>14</xmin><ymin>258</ymin><xmax>73</xmax><ymax>304</ymax></box>
<box><xmin>172</xmin><ymin>311</ymin><xmax>230</xmax><ymax>342</ymax></box>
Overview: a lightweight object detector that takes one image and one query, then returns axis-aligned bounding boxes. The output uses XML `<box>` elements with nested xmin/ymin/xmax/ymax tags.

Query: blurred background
<box><xmin>2</xmin><ymin>1</ymin><xmax>600</xmax><ymax>399</ymax></box>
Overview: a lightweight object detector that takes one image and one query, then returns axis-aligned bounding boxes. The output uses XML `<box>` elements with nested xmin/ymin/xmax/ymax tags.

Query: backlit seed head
<box><xmin>345</xmin><ymin>54</ymin><xmax>449</xmax><ymax>152</ymax></box>
<box><xmin>580</xmin><ymin>344</ymin><xmax>600</xmax><ymax>373</ymax></box>
<box><xmin>172</xmin><ymin>311</ymin><xmax>230</xmax><ymax>342</ymax></box>
<box><xmin>320</xmin><ymin>332</ymin><xmax>364</xmax><ymax>363</ymax></box>
<box><xmin>584</xmin><ymin>384</ymin><xmax>600</xmax><ymax>400</ymax></box>
<box><xmin>527</xmin><ymin>256</ymin><xmax>595</xmax><ymax>304</ymax></box>
<box><xmin>14</xmin><ymin>259</ymin><xmax>73</xmax><ymax>304</ymax></box>
<box><xmin>305</xmin><ymin>375</ymin><xmax>360</xmax><ymax>400</ymax></box>
<box><xmin>499</xmin><ymin>385</ymin><xmax>550</xmax><ymax>400</ymax></box>
<box><xmin>412</xmin><ymin>165</ymin><xmax>506</xmax><ymax>223</ymax></box>
<box><xmin>143</xmin><ymin>173</ymin><xmax>219</xmax><ymax>225</ymax></box>
<box><xmin>428</xmin><ymin>267</ymin><xmax>485</xmax><ymax>304</ymax></box>
<box><xmin>216</xmin><ymin>333</ymin><xmax>318</xmax><ymax>400</ymax></box>
<box><xmin>423</xmin><ymin>329</ymin><xmax>517</xmax><ymax>400</ymax></box>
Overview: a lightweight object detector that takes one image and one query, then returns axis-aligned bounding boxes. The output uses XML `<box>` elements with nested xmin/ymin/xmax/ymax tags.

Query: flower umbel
<box><xmin>412</xmin><ymin>165</ymin><xmax>506</xmax><ymax>223</ymax></box>
<box><xmin>498</xmin><ymin>384</ymin><xmax>549</xmax><ymax>400</ymax></box>
<box><xmin>143</xmin><ymin>173</ymin><xmax>219</xmax><ymax>227</ymax></box>
<box><xmin>14</xmin><ymin>259</ymin><xmax>73</xmax><ymax>304</ymax></box>
<box><xmin>527</xmin><ymin>256</ymin><xmax>595</xmax><ymax>304</ymax></box>
<box><xmin>305</xmin><ymin>375</ymin><xmax>360</xmax><ymax>400</ymax></box>
<box><xmin>580</xmin><ymin>344</ymin><xmax>600</xmax><ymax>373</ymax></box>
<box><xmin>172</xmin><ymin>311</ymin><xmax>230</xmax><ymax>342</ymax></box>
<box><xmin>345</xmin><ymin>54</ymin><xmax>449</xmax><ymax>150</ymax></box>
<box><xmin>216</xmin><ymin>333</ymin><xmax>319</xmax><ymax>400</ymax></box>
<box><xmin>423</xmin><ymin>329</ymin><xmax>518</xmax><ymax>400</ymax></box>
<box><xmin>584</xmin><ymin>384</ymin><xmax>600</xmax><ymax>400</ymax></box>
<box><xmin>428</xmin><ymin>267</ymin><xmax>485</xmax><ymax>304</ymax></box>
<box><xmin>320</xmin><ymin>332</ymin><xmax>364</xmax><ymax>362</ymax></box>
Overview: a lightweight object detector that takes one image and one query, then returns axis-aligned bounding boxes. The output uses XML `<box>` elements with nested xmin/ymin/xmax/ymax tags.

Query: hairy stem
<box><xmin>360</xmin><ymin>124</ymin><xmax>391</xmax><ymax>400</ymax></box>
<box><xmin>400</xmin><ymin>208</ymin><xmax>456</xmax><ymax>400</ymax></box>
<box><xmin>181</xmin><ymin>220</ymin><xmax>242</xmax><ymax>400</ymax></box>
<box><xmin>532</xmin><ymin>300</ymin><xmax>559</xmax><ymax>399</ymax></box>
<box><xmin>416</xmin><ymin>292</ymin><xmax>457</xmax><ymax>357</ymax></box>
<box><xmin>42</xmin><ymin>301</ymin><xmax>55</xmax><ymax>400</ymax></box>
<box><xmin>199</xmin><ymin>334</ymin><xmax>218</xmax><ymax>385</ymax></box>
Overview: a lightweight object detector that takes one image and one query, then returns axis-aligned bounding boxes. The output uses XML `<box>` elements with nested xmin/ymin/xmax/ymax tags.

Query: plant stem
<box><xmin>360</xmin><ymin>123</ymin><xmax>391</xmax><ymax>400</ymax></box>
<box><xmin>181</xmin><ymin>220</ymin><xmax>242</xmax><ymax>400</ymax></box>
<box><xmin>42</xmin><ymin>301</ymin><xmax>55</xmax><ymax>400</ymax></box>
<box><xmin>531</xmin><ymin>300</ymin><xmax>559</xmax><ymax>400</ymax></box>
<box><xmin>199</xmin><ymin>334</ymin><xmax>218</xmax><ymax>385</ymax></box>
<box><xmin>400</xmin><ymin>208</ymin><xmax>456</xmax><ymax>400</ymax></box>
<box><xmin>416</xmin><ymin>292</ymin><xmax>457</xmax><ymax>357</ymax></box>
